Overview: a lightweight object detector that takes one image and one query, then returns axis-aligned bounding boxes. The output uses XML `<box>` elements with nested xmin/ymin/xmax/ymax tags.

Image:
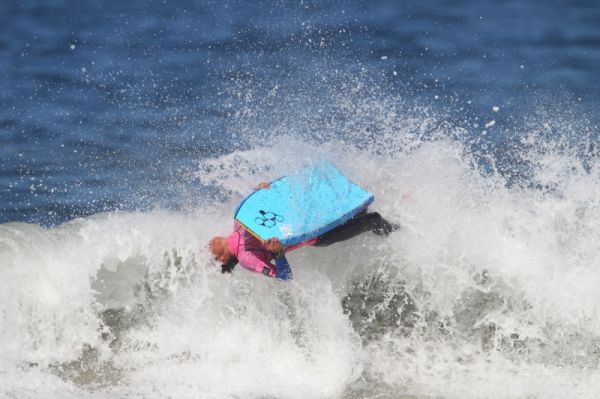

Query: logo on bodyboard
<box><xmin>255</xmin><ymin>210</ymin><xmax>284</xmax><ymax>228</ymax></box>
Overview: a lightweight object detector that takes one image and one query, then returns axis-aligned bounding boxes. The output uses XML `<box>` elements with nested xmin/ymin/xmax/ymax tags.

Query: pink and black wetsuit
<box><xmin>224</xmin><ymin>212</ymin><xmax>396</xmax><ymax>279</ymax></box>
<box><xmin>226</xmin><ymin>222</ymin><xmax>316</xmax><ymax>278</ymax></box>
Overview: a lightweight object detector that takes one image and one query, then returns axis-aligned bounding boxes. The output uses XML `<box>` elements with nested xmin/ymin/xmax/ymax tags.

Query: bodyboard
<box><xmin>234</xmin><ymin>164</ymin><xmax>374</xmax><ymax>246</ymax></box>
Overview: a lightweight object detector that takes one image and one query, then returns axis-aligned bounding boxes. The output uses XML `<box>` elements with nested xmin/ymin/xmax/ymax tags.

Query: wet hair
<box><xmin>221</xmin><ymin>256</ymin><xmax>238</xmax><ymax>274</ymax></box>
<box><xmin>220</xmin><ymin>230</ymin><xmax>241</xmax><ymax>274</ymax></box>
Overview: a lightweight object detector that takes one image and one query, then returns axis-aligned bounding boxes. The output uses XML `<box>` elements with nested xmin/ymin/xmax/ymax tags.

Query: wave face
<box><xmin>2</xmin><ymin>0</ymin><xmax>600</xmax><ymax>398</ymax></box>
<box><xmin>3</xmin><ymin>106</ymin><xmax>600</xmax><ymax>398</ymax></box>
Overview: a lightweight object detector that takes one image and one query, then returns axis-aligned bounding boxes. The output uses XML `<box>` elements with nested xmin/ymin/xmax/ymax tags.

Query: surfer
<box><xmin>208</xmin><ymin>183</ymin><xmax>398</xmax><ymax>281</ymax></box>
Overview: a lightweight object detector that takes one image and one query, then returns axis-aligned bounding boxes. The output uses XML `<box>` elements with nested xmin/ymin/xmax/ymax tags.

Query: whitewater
<box><xmin>2</xmin><ymin>103</ymin><xmax>600</xmax><ymax>398</ymax></box>
<box><xmin>3</xmin><ymin>0</ymin><xmax>600</xmax><ymax>396</ymax></box>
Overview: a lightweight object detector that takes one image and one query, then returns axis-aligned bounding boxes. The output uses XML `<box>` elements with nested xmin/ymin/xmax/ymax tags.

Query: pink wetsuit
<box><xmin>226</xmin><ymin>222</ymin><xmax>317</xmax><ymax>278</ymax></box>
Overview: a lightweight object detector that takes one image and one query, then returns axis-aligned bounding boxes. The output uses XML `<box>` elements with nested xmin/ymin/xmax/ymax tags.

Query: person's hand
<box><xmin>255</xmin><ymin>182</ymin><xmax>270</xmax><ymax>190</ymax></box>
<box><xmin>264</xmin><ymin>237</ymin><xmax>282</xmax><ymax>253</ymax></box>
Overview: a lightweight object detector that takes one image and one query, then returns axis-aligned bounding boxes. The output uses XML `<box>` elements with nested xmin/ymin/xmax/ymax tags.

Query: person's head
<box><xmin>208</xmin><ymin>236</ymin><xmax>237</xmax><ymax>273</ymax></box>
<box><xmin>209</xmin><ymin>236</ymin><xmax>231</xmax><ymax>263</ymax></box>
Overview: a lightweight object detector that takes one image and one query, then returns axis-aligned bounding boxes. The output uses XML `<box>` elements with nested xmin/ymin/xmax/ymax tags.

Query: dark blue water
<box><xmin>1</xmin><ymin>0</ymin><xmax>599</xmax><ymax>225</ymax></box>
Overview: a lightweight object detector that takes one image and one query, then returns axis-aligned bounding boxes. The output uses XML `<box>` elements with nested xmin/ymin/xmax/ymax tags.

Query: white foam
<box><xmin>3</xmin><ymin>131</ymin><xmax>600</xmax><ymax>398</ymax></box>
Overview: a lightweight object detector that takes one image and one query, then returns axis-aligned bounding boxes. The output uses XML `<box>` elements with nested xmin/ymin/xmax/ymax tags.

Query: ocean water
<box><xmin>2</xmin><ymin>0</ymin><xmax>600</xmax><ymax>398</ymax></box>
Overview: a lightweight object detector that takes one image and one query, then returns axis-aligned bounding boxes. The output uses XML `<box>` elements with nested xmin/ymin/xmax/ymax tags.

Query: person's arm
<box><xmin>237</xmin><ymin>252</ymin><xmax>277</xmax><ymax>278</ymax></box>
<box><xmin>234</xmin><ymin>238</ymin><xmax>292</xmax><ymax>280</ymax></box>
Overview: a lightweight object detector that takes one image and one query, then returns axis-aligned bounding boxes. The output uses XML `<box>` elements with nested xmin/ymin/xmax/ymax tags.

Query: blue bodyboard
<box><xmin>234</xmin><ymin>164</ymin><xmax>374</xmax><ymax>246</ymax></box>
